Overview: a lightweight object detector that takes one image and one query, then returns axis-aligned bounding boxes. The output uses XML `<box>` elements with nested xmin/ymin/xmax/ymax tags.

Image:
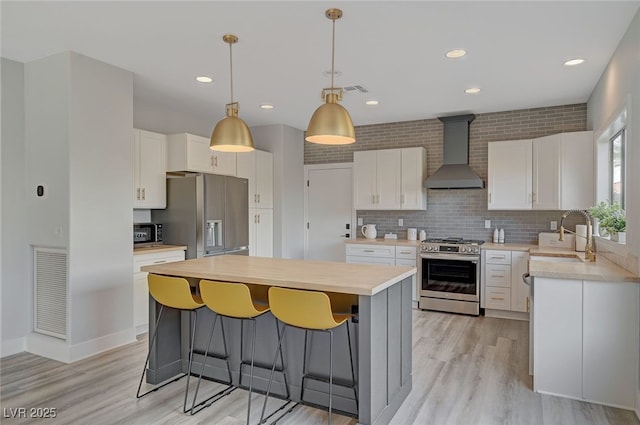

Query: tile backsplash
<box><xmin>305</xmin><ymin>103</ymin><xmax>588</xmax><ymax>244</ymax></box>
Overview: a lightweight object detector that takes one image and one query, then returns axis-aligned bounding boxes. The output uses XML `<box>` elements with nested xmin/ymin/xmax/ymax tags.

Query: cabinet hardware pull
<box><xmin>491</xmin><ymin>297</ymin><xmax>505</xmax><ymax>301</ymax></box>
<box><xmin>153</xmin><ymin>260</ymin><xmax>167</xmax><ymax>264</ymax></box>
<box><xmin>364</xmin><ymin>249</ymin><xmax>375</xmax><ymax>253</ymax></box>
<box><xmin>257</xmin><ymin>214</ymin><xmax>260</xmax><ymax>224</ymax></box>
<box><xmin>214</xmin><ymin>156</ymin><xmax>218</xmax><ymax>167</ymax></box>
<box><xmin>532</xmin><ymin>193</ymin><xmax>537</xmax><ymax>202</ymax></box>
<box><xmin>258</xmin><ymin>194</ymin><xmax>260</xmax><ymax>203</ymax></box>
<box><xmin>400</xmin><ymin>250</ymin><xmax>411</xmax><ymax>254</ymax></box>
<box><xmin>137</xmin><ymin>188</ymin><xmax>140</xmax><ymax>200</ymax></box>
<box><xmin>491</xmin><ymin>256</ymin><xmax>505</xmax><ymax>259</ymax></box>
<box><xmin>492</xmin><ymin>274</ymin><xmax>505</xmax><ymax>278</ymax></box>
<box><xmin>526</xmin><ymin>297</ymin><xmax>530</xmax><ymax>312</ymax></box>
<box><xmin>142</xmin><ymin>188</ymin><xmax>145</xmax><ymax>200</ymax></box>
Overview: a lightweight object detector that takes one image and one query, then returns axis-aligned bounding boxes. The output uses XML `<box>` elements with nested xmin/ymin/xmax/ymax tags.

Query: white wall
<box><xmin>23</xmin><ymin>52</ymin><xmax>135</xmax><ymax>361</ymax></box>
<box><xmin>587</xmin><ymin>9</ymin><xmax>640</xmax><ymax>274</ymax></box>
<box><xmin>251</xmin><ymin>124</ymin><xmax>305</xmax><ymax>259</ymax></box>
<box><xmin>586</xmin><ymin>8</ymin><xmax>640</xmax><ymax>416</ymax></box>
<box><xmin>1</xmin><ymin>58</ymin><xmax>29</xmax><ymax>356</ymax></box>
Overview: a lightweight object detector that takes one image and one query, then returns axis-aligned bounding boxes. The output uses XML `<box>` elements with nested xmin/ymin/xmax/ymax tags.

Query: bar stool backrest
<box><xmin>268</xmin><ymin>287</ymin><xmax>342</xmax><ymax>330</ymax></box>
<box><xmin>148</xmin><ymin>274</ymin><xmax>203</xmax><ymax>310</ymax></box>
<box><xmin>199</xmin><ymin>280</ymin><xmax>268</xmax><ymax>319</ymax></box>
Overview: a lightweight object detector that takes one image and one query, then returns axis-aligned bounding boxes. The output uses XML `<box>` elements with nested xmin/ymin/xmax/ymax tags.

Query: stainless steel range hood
<box><xmin>424</xmin><ymin>114</ymin><xmax>485</xmax><ymax>189</ymax></box>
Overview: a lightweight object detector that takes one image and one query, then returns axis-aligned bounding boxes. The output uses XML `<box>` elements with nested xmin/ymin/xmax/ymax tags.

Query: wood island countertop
<box><xmin>134</xmin><ymin>245</ymin><xmax>187</xmax><ymax>255</ymax></box>
<box><xmin>141</xmin><ymin>255</ymin><xmax>416</xmax><ymax>296</ymax></box>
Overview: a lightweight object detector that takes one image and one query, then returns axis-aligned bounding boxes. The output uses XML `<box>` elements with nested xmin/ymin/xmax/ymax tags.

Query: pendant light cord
<box><xmin>330</xmin><ymin>17</ymin><xmax>336</xmax><ymax>90</ymax></box>
<box><xmin>229</xmin><ymin>41</ymin><xmax>234</xmax><ymax>104</ymax></box>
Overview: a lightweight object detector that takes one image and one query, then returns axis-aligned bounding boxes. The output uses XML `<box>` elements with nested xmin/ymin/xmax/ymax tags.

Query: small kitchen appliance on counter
<box><xmin>133</xmin><ymin>223</ymin><xmax>163</xmax><ymax>247</ymax></box>
<box><xmin>419</xmin><ymin>237</ymin><xmax>484</xmax><ymax>316</ymax></box>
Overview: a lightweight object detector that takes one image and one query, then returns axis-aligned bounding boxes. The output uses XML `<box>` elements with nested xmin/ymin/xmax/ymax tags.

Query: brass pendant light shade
<box><xmin>210</xmin><ymin>34</ymin><xmax>254</xmax><ymax>152</ymax></box>
<box><xmin>305</xmin><ymin>8</ymin><xmax>356</xmax><ymax>145</ymax></box>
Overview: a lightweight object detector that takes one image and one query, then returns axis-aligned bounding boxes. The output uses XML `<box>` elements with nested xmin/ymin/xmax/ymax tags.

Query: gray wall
<box><xmin>1</xmin><ymin>58</ymin><xmax>29</xmax><ymax>356</ymax></box>
<box><xmin>305</xmin><ymin>104</ymin><xmax>587</xmax><ymax>244</ymax></box>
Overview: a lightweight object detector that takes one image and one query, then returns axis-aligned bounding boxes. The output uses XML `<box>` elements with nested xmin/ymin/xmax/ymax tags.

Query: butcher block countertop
<box><xmin>482</xmin><ymin>242</ymin><xmax>537</xmax><ymax>251</ymax></box>
<box><xmin>141</xmin><ymin>255</ymin><xmax>416</xmax><ymax>296</ymax></box>
<box><xmin>528</xmin><ymin>247</ymin><xmax>640</xmax><ymax>283</ymax></box>
<box><xmin>134</xmin><ymin>245</ymin><xmax>187</xmax><ymax>255</ymax></box>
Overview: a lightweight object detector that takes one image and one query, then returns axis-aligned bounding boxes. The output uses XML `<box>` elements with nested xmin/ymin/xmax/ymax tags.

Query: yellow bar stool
<box><xmin>260</xmin><ymin>287</ymin><xmax>358</xmax><ymax>425</ymax></box>
<box><xmin>193</xmin><ymin>280</ymin><xmax>290</xmax><ymax>420</ymax></box>
<box><xmin>136</xmin><ymin>274</ymin><xmax>206</xmax><ymax>414</ymax></box>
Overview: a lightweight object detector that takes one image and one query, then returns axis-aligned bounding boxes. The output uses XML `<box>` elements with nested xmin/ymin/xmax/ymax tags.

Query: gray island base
<box><xmin>141</xmin><ymin>255</ymin><xmax>415</xmax><ymax>425</ymax></box>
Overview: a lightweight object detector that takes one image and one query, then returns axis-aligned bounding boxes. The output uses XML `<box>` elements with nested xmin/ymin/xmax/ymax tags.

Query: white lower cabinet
<box><xmin>533</xmin><ymin>277</ymin><xmax>638</xmax><ymax>409</ymax></box>
<box><xmin>345</xmin><ymin>243</ymin><xmax>418</xmax><ymax>302</ymax></box>
<box><xmin>133</xmin><ymin>249</ymin><xmax>185</xmax><ymax>334</ymax></box>
<box><xmin>482</xmin><ymin>249</ymin><xmax>530</xmax><ymax>315</ymax></box>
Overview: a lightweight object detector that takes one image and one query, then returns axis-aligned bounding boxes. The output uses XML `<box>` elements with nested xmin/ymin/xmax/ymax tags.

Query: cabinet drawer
<box><xmin>485</xmin><ymin>250</ymin><xmax>512</xmax><ymax>265</ymax></box>
<box><xmin>395</xmin><ymin>246</ymin><xmax>417</xmax><ymax>259</ymax></box>
<box><xmin>134</xmin><ymin>251</ymin><xmax>185</xmax><ymax>272</ymax></box>
<box><xmin>345</xmin><ymin>244</ymin><xmax>395</xmax><ymax>258</ymax></box>
<box><xmin>485</xmin><ymin>264</ymin><xmax>511</xmax><ymax>287</ymax></box>
<box><xmin>485</xmin><ymin>287</ymin><xmax>511</xmax><ymax>310</ymax></box>
<box><xmin>395</xmin><ymin>258</ymin><xmax>416</xmax><ymax>267</ymax></box>
<box><xmin>346</xmin><ymin>256</ymin><xmax>396</xmax><ymax>266</ymax></box>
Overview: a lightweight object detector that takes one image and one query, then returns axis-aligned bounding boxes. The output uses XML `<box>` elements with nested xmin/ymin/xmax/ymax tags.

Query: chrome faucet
<box><xmin>559</xmin><ymin>209</ymin><xmax>596</xmax><ymax>262</ymax></box>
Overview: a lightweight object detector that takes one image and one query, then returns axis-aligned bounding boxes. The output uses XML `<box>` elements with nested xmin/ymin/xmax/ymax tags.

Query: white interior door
<box><xmin>305</xmin><ymin>164</ymin><xmax>353</xmax><ymax>262</ymax></box>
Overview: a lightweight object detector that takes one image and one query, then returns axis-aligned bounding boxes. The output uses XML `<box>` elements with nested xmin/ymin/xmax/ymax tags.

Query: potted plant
<box><xmin>599</xmin><ymin>203</ymin><xmax>626</xmax><ymax>243</ymax></box>
<box><xmin>588</xmin><ymin>201</ymin><xmax>610</xmax><ymax>237</ymax></box>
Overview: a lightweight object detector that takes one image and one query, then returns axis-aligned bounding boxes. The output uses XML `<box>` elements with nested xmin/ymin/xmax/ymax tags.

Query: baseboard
<box><xmin>1</xmin><ymin>337</ymin><xmax>26</xmax><ymax>358</ymax></box>
<box><xmin>26</xmin><ymin>332</ymin><xmax>71</xmax><ymax>363</ymax></box>
<box><xmin>635</xmin><ymin>389</ymin><xmax>640</xmax><ymax>421</ymax></box>
<box><xmin>135</xmin><ymin>323</ymin><xmax>148</xmax><ymax>336</ymax></box>
<box><xmin>26</xmin><ymin>328</ymin><xmax>136</xmax><ymax>364</ymax></box>
<box><xmin>484</xmin><ymin>309</ymin><xmax>529</xmax><ymax>321</ymax></box>
<box><xmin>69</xmin><ymin>327</ymin><xmax>136</xmax><ymax>363</ymax></box>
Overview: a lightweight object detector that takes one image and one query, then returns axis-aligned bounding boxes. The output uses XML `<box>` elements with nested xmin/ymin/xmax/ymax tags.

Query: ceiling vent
<box><xmin>343</xmin><ymin>84</ymin><xmax>369</xmax><ymax>94</ymax></box>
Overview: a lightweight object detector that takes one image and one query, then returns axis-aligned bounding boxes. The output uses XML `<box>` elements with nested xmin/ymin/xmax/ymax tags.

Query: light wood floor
<box><xmin>2</xmin><ymin>310</ymin><xmax>639</xmax><ymax>425</ymax></box>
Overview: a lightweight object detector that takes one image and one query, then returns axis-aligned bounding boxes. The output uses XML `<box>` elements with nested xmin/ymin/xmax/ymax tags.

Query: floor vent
<box><xmin>34</xmin><ymin>247</ymin><xmax>68</xmax><ymax>340</ymax></box>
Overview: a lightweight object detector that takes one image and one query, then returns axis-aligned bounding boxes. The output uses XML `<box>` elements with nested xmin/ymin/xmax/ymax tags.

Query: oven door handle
<box><xmin>421</xmin><ymin>253</ymin><xmax>479</xmax><ymax>262</ymax></box>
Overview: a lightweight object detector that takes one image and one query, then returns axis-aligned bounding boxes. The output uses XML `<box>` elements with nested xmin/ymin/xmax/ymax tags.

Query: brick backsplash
<box><xmin>304</xmin><ymin>103</ymin><xmax>588</xmax><ymax>244</ymax></box>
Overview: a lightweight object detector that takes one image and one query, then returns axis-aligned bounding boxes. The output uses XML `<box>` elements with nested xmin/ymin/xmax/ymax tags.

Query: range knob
<box><xmin>460</xmin><ymin>247</ymin><xmax>467</xmax><ymax>253</ymax></box>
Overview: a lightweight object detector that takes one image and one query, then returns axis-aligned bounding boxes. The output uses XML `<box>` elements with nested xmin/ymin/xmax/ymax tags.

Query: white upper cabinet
<box><xmin>488</xmin><ymin>131</ymin><xmax>593</xmax><ymax>210</ymax></box>
<box><xmin>133</xmin><ymin>129</ymin><xmax>167</xmax><ymax>209</ymax></box>
<box><xmin>488</xmin><ymin>139</ymin><xmax>533</xmax><ymax>210</ymax></box>
<box><xmin>166</xmin><ymin>133</ymin><xmax>236</xmax><ymax>176</ymax></box>
<box><xmin>236</xmin><ymin>149</ymin><xmax>273</xmax><ymax>208</ymax></box>
<box><xmin>354</xmin><ymin>147</ymin><xmax>426</xmax><ymax>210</ymax></box>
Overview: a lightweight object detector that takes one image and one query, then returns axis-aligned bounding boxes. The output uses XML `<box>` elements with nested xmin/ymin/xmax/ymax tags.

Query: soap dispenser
<box><xmin>499</xmin><ymin>228</ymin><xmax>505</xmax><ymax>244</ymax></box>
<box><xmin>493</xmin><ymin>228</ymin><xmax>499</xmax><ymax>243</ymax></box>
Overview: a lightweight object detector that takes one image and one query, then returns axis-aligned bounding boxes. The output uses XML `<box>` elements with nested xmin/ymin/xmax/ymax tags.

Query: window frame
<box><xmin>609</xmin><ymin>128</ymin><xmax>626</xmax><ymax>210</ymax></box>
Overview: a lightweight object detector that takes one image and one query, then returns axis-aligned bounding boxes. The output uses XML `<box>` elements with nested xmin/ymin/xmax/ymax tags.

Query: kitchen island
<box><xmin>141</xmin><ymin>255</ymin><xmax>416</xmax><ymax>425</ymax></box>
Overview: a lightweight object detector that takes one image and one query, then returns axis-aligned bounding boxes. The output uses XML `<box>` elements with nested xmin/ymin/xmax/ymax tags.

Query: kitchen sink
<box><xmin>529</xmin><ymin>256</ymin><xmax>582</xmax><ymax>263</ymax></box>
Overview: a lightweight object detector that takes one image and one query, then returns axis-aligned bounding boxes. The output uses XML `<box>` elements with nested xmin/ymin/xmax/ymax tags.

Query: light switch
<box><xmin>550</xmin><ymin>221</ymin><xmax>557</xmax><ymax>230</ymax></box>
<box><xmin>398</xmin><ymin>218</ymin><xmax>404</xmax><ymax>227</ymax></box>
<box><xmin>357</xmin><ymin>217</ymin><xmax>363</xmax><ymax>226</ymax></box>
<box><xmin>485</xmin><ymin>220</ymin><xmax>491</xmax><ymax>229</ymax></box>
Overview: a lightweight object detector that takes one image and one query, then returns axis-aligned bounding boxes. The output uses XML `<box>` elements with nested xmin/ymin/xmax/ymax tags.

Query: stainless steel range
<box><xmin>418</xmin><ymin>237</ymin><xmax>484</xmax><ymax>316</ymax></box>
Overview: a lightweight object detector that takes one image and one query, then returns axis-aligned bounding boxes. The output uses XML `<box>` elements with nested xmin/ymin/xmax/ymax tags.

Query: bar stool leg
<box><xmin>246</xmin><ymin>318</ymin><xmax>257</xmax><ymax>424</ymax></box>
<box><xmin>182</xmin><ymin>309</ymin><xmax>199</xmax><ymax>412</ymax></box>
<box><xmin>275</xmin><ymin>316</ymin><xmax>290</xmax><ymax>400</ymax></box>
<box><xmin>328</xmin><ymin>329</ymin><xmax>333</xmax><ymax>425</ymax></box>
<box><xmin>259</xmin><ymin>323</ymin><xmax>287</xmax><ymax>424</ymax></box>
<box><xmin>346</xmin><ymin>322</ymin><xmax>358</xmax><ymax>411</ymax></box>
<box><xmin>300</xmin><ymin>329</ymin><xmax>310</xmax><ymax>403</ymax></box>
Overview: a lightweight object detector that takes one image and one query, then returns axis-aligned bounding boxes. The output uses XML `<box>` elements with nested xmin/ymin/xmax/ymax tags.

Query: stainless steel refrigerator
<box><xmin>152</xmin><ymin>174</ymin><xmax>249</xmax><ymax>259</ymax></box>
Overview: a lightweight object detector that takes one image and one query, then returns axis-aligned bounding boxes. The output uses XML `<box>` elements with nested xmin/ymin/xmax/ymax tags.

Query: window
<box><xmin>610</xmin><ymin>128</ymin><xmax>626</xmax><ymax>209</ymax></box>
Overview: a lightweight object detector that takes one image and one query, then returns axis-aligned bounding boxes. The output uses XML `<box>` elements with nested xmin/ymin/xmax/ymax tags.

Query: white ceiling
<box><xmin>3</xmin><ymin>1</ymin><xmax>639</xmax><ymax>134</ymax></box>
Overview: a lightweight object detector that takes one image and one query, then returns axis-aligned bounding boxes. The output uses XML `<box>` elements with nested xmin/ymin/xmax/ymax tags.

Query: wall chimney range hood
<box><xmin>424</xmin><ymin>114</ymin><xmax>485</xmax><ymax>189</ymax></box>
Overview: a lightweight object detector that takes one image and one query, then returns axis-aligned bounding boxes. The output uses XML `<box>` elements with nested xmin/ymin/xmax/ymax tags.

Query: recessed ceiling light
<box><xmin>365</xmin><ymin>100</ymin><xmax>379</xmax><ymax>106</ymax></box>
<box><xmin>195</xmin><ymin>76</ymin><xmax>213</xmax><ymax>83</ymax></box>
<box><xmin>259</xmin><ymin>103</ymin><xmax>274</xmax><ymax>110</ymax></box>
<box><xmin>465</xmin><ymin>87</ymin><xmax>481</xmax><ymax>94</ymax></box>
<box><xmin>564</xmin><ymin>59</ymin><xmax>585</xmax><ymax>66</ymax></box>
<box><xmin>446</xmin><ymin>49</ymin><xmax>466</xmax><ymax>59</ymax></box>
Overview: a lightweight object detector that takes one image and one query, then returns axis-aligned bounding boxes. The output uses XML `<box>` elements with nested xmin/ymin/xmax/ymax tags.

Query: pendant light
<box><xmin>305</xmin><ymin>8</ymin><xmax>356</xmax><ymax>145</ymax></box>
<box><xmin>210</xmin><ymin>34</ymin><xmax>254</xmax><ymax>152</ymax></box>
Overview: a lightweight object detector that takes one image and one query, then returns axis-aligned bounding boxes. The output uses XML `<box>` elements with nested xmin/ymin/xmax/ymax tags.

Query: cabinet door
<box><xmin>237</xmin><ymin>150</ymin><xmax>257</xmax><ymax>208</ymax></box>
<box><xmin>488</xmin><ymin>140</ymin><xmax>532</xmax><ymax>210</ymax></box>
<box><xmin>485</xmin><ymin>264</ymin><xmax>511</xmax><ymax>288</ymax></box>
<box><xmin>137</xmin><ymin>130</ymin><xmax>167</xmax><ymax>209</ymax></box>
<box><xmin>485</xmin><ymin>286</ymin><xmax>511</xmax><ymax>310</ymax></box>
<box><xmin>255</xmin><ymin>209</ymin><xmax>273</xmax><ymax>257</ymax></box>
<box><xmin>583</xmin><ymin>280</ymin><xmax>638</xmax><ymax>408</ymax></box>
<box><xmin>400</xmin><ymin>147</ymin><xmax>426</xmax><ymax>210</ymax></box>
<box><xmin>255</xmin><ymin>150</ymin><xmax>273</xmax><ymax>208</ymax></box>
<box><xmin>533</xmin><ymin>277</ymin><xmax>582</xmax><ymax>399</ymax></box>
<box><xmin>353</xmin><ymin>151</ymin><xmax>378</xmax><ymax>209</ymax></box>
<box><xmin>133</xmin><ymin>130</ymin><xmax>141</xmax><ymax>207</ymax></box>
<box><xmin>560</xmin><ymin>131</ymin><xmax>594</xmax><ymax>210</ymax></box>
<box><xmin>376</xmin><ymin>149</ymin><xmax>402</xmax><ymax>209</ymax></box>
<box><xmin>133</xmin><ymin>272</ymin><xmax>149</xmax><ymax>328</ymax></box>
<box><xmin>211</xmin><ymin>151</ymin><xmax>237</xmax><ymax>176</ymax></box>
<box><xmin>532</xmin><ymin>134</ymin><xmax>561</xmax><ymax>210</ymax></box>
<box><xmin>510</xmin><ymin>251</ymin><xmax>530</xmax><ymax>312</ymax></box>
<box><xmin>186</xmin><ymin>134</ymin><xmax>215</xmax><ymax>173</ymax></box>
